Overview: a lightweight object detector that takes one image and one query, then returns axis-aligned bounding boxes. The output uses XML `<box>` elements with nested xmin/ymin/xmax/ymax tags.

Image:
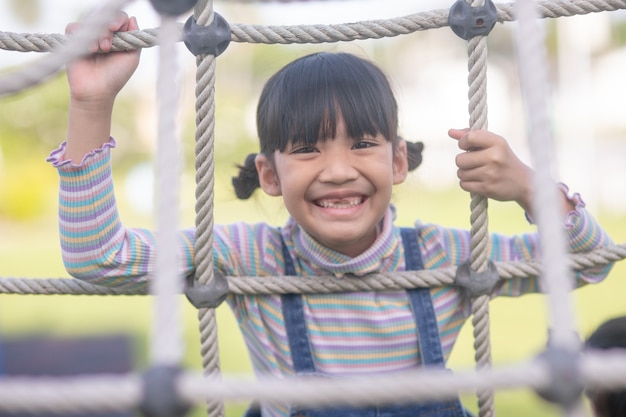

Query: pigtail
<box><xmin>404</xmin><ymin>139</ymin><xmax>424</xmax><ymax>172</ymax></box>
<box><xmin>232</xmin><ymin>153</ymin><xmax>260</xmax><ymax>199</ymax></box>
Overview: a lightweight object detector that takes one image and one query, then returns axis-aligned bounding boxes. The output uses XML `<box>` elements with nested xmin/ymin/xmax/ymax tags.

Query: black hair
<box><xmin>585</xmin><ymin>316</ymin><xmax>626</xmax><ymax>417</ymax></box>
<box><xmin>232</xmin><ymin>52</ymin><xmax>423</xmax><ymax>199</ymax></box>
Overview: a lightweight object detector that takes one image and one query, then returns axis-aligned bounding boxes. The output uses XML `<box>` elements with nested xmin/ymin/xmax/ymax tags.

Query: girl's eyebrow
<box><xmin>352</xmin><ymin>134</ymin><xmax>381</xmax><ymax>142</ymax></box>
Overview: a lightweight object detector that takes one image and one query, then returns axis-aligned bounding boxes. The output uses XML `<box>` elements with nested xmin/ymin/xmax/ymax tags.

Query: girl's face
<box><xmin>256</xmin><ymin>117</ymin><xmax>408</xmax><ymax>257</ymax></box>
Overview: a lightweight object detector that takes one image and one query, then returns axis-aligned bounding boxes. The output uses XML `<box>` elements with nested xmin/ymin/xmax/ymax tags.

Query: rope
<box><xmin>0</xmin><ymin>375</ymin><xmax>141</xmax><ymax>414</ymax></box>
<box><xmin>462</xmin><ymin>0</ymin><xmax>495</xmax><ymax>413</ymax></box>
<box><xmin>0</xmin><ymin>0</ymin><xmax>133</xmax><ymax>96</ymax></box>
<box><xmin>151</xmin><ymin>14</ymin><xmax>186</xmax><ymax>367</ymax></box>
<box><xmin>1</xmin><ymin>243</ymin><xmax>625</xmax><ymax>295</ymax></box>
<box><xmin>1</xmin><ymin>0</ymin><xmax>624</xmax><ymax>53</ymax></box>
<box><xmin>514</xmin><ymin>0</ymin><xmax>582</xmax><ymax>352</ymax></box>
<box><xmin>1</xmin><ymin>351</ymin><xmax>626</xmax><ymax>413</ymax></box>
<box><xmin>192</xmin><ymin>1</ymin><xmax>225</xmax><ymax>416</ymax></box>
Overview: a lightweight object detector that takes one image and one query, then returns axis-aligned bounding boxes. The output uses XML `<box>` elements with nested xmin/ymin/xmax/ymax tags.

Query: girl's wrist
<box><xmin>69</xmin><ymin>96</ymin><xmax>115</xmax><ymax>114</ymax></box>
<box><xmin>66</xmin><ymin>99</ymin><xmax>114</xmax><ymax>163</ymax></box>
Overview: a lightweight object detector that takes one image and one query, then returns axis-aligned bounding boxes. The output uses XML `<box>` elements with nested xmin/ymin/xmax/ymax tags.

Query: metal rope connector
<box><xmin>534</xmin><ymin>347</ymin><xmax>583</xmax><ymax>410</ymax></box>
<box><xmin>185</xmin><ymin>270</ymin><xmax>229</xmax><ymax>309</ymax></box>
<box><xmin>448</xmin><ymin>0</ymin><xmax>498</xmax><ymax>40</ymax></box>
<box><xmin>149</xmin><ymin>0</ymin><xmax>198</xmax><ymax>16</ymax></box>
<box><xmin>140</xmin><ymin>365</ymin><xmax>191</xmax><ymax>417</ymax></box>
<box><xmin>454</xmin><ymin>260</ymin><xmax>499</xmax><ymax>298</ymax></box>
<box><xmin>183</xmin><ymin>13</ymin><xmax>231</xmax><ymax>57</ymax></box>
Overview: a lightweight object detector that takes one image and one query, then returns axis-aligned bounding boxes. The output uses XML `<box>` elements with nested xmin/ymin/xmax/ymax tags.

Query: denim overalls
<box><xmin>247</xmin><ymin>228</ymin><xmax>469</xmax><ymax>417</ymax></box>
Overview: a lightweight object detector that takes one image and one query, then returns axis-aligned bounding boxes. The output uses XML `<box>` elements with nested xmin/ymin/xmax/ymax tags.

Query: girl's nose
<box><xmin>318</xmin><ymin>152</ymin><xmax>359</xmax><ymax>184</ymax></box>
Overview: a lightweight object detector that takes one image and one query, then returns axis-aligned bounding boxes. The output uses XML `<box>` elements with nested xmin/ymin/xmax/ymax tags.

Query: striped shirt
<box><xmin>49</xmin><ymin>139</ymin><xmax>613</xmax><ymax>417</ymax></box>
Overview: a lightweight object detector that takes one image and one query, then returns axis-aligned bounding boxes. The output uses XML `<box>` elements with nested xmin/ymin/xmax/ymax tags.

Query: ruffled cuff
<box><xmin>524</xmin><ymin>182</ymin><xmax>585</xmax><ymax>229</ymax></box>
<box><xmin>46</xmin><ymin>138</ymin><xmax>117</xmax><ymax>168</ymax></box>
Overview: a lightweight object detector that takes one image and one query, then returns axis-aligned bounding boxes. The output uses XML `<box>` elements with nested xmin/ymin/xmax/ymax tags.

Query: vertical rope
<box><xmin>151</xmin><ymin>16</ymin><xmax>184</xmax><ymax>366</ymax></box>
<box><xmin>513</xmin><ymin>0</ymin><xmax>580</xmax><ymax>352</ymax></box>
<box><xmin>192</xmin><ymin>0</ymin><xmax>224</xmax><ymax>416</ymax></box>
<box><xmin>465</xmin><ymin>1</ymin><xmax>495</xmax><ymax>416</ymax></box>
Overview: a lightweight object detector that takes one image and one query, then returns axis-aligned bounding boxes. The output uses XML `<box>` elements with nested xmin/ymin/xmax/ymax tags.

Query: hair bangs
<box><xmin>257</xmin><ymin>52</ymin><xmax>398</xmax><ymax>155</ymax></box>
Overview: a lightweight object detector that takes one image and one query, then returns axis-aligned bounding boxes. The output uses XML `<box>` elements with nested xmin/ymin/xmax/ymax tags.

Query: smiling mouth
<box><xmin>314</xmin><ymin>196</ymin><xmax>364</xmax><ymax>209</ymax></box>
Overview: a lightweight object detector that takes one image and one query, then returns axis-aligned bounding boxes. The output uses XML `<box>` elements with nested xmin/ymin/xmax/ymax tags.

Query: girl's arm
<box><xmin>447</xmin><ymin>128</ymin><xmax>575</xmax><ymax>217</ymax></box>
<box><xmin>420</xmin><ymin>190</ymin><xmax>614</xmax><ymax>297</ymax></box>
<box><xmin>63</xmin><ymin>13</ymin><xmax>140</xmax><ymax>164</ymax></box>
<box><xmin>49</xmin><ymin>142</ymin><xmax>196</xmax><ymax>290</ymax></box>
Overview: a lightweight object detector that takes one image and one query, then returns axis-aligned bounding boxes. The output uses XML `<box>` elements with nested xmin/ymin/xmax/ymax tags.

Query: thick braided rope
<box><xmin>192</xmin><ymin>1</ymin><xmax>225</xmax><ymax>416</ymax></box>
<box><xmin>151</xmin><ymin>15</ymin><xmax>186</xmax><ymax>366</ymax></box>
<box><xmin>1</xmin><ymin>0</ymin><xmax>624</xmax><ymax>54</ymax></box>
<box><xmin>0</xmin><ymin>375</ymin><xmax>141</xmax><ymax>414</ymax></box>
<box><xmin>1</xmin><ymin>243</ymin><xmax>625</xmax><ymax>295</ymax></box>
<box><xmin>463</xmin><ymin>4</ymin><xmax>494</xmax><ymax>414</ymax></box>
<box><xmin>2</xmin><ymin>352</ymin><xmax>626</xmax><ymax>414</ymax></box>
<box><xmin>514</xmin><ymin>0</ymin><xmax>581</xmax><ymax>351</ymax></box>
<box><xmin>0</xmin><ymin>0</ymin><xmax>133</xmax><ymax>97</ymax></box>
<box><xmin>228</xmin><ymin>0</ymin><xmax>626</xmax><ymax>44</ymax></box>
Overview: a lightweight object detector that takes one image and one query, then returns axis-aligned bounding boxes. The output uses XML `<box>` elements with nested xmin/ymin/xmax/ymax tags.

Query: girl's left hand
<box><xmin>448</xmin><ymin>128</ymin><xmax>533</xmax><ymax>212</ymax></box>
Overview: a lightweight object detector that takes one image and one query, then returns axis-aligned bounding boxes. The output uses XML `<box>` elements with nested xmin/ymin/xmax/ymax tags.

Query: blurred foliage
<box><xmin>7</xmin><ymin>0</ymin><xmax>40</xmax><ymax>26</ymax></box>
<box><xmin>0</xmin><ymin>71</ymin><xmax>147</xmax><ymax>221</ymax></box>
<box><xmin>612</xmin><ymin>18</ymin><xmax>626</xmax><ymax>46</ymax></box>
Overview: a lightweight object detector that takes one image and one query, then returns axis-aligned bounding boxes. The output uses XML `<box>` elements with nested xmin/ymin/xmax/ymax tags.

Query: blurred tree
<box><xmin>0</xmin><ymin>72</ymin><xmax>144</xmax><ymax>221</ymax></box>
<box><xmin>8</xmin><ymin>0</ymin><xmax>41</xmax><ymax>27</ymax></box>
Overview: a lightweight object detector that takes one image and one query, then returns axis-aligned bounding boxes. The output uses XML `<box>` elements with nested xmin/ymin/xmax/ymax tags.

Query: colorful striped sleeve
<box><xmin>418</xmin><ymin>195</ymin><xmax>614</xmax><ymax>298</ymax></box>
<box><xmin>49</xmin><ymin>139</ymin><xmax>196</xmax><ymax>290</ymax></box>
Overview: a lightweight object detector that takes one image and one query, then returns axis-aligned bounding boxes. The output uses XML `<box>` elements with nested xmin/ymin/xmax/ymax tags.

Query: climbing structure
<box><xmin>1</xmin><ymin>1</ymin><xmax>626</xmax><ymax>417</ymax></box>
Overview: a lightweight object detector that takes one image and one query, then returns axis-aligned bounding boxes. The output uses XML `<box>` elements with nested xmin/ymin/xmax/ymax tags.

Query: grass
<box><xmin>1</xmin><ymin>182</ymin><xmax>625</xmax><ymax>417</ymax></box>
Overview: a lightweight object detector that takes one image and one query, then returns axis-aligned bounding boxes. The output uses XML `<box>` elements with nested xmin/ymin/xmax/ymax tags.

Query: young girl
<box><xmin>49</xmin><ymin>14</ymin><xmax>614</xmax><ymax>417</ymax></box>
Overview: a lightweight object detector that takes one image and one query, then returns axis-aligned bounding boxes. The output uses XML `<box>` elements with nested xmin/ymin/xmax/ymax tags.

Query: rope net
<box><xmin>1</xmin><ymin>0</ymin><xmax>626</xmax><ymax>417</ymax></box>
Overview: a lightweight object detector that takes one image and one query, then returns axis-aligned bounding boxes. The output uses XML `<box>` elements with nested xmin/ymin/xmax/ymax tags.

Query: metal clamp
<box><xmin>185</xmin><ymin>270</ymin><xmax>229</xmax><ymax>309</ymax></box>
<box><xmin>454</xmin><ymin>260</ymin><xmax>500</xmax><ymax>298</ymax></box>
<box><xmin>183</xmin><ymin>13</ymin><xmax>231</xmax><ymax>57</ymax></box>
<box><xmin>448</xmin><ymin>0</ymin><xmax>498</xmax><ymax>40</ymax></box>
<box><xmin>534</xmin><ymin>347</ymin><xmax>583</xmax><ymax>410</ymax></box>
<box><xmin>140</xmin><ymin>366</ymin><xmax>191</xmax><ymax>417</ymax></box>
<box><xmin>149</xmin><ymin>0</ymin><xmax>197</xmax><ymax>16</ymax></box>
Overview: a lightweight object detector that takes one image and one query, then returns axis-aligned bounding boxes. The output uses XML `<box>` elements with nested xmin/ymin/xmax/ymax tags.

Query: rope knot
<box><xmin>448</xmin><ymin>0</ymin><xmax>498</xmax><ymax>40</ymax></box>
<box><xmin>454</xmin><ymin>260</ymin><xmax>500</xmax><ymax>298</ymax></box>
<box><xmin>140</xmin><ymin>365</ymin><xmax>191</xmax><ymax>417</ymax></box>
<box><xmin>183</xmin><ymin>13</ymin><xmax>231</xmax><ymax>57</ymax></box>
<box><xmin>534</xmin><ymin>347</ymin><xmax>583</xmax><ymax>410</ymax></box>
<box><xmin>185</xmin><ymin>270</ymin><xmax>229</xmax><ymax>309</ymax></box>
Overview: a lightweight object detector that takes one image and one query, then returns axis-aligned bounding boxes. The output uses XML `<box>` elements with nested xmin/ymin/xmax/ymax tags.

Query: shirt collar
<box><xmin>282</xmin><ymin>205</ymin><xmax>401</xmax><ymax>277</ymax></box>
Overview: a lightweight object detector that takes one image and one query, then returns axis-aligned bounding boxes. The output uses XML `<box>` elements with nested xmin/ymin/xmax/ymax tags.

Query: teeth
<box><xmin>317</xmin><ymin>197</ymin><xmax>362</xmax><ymax>209</ymax></box>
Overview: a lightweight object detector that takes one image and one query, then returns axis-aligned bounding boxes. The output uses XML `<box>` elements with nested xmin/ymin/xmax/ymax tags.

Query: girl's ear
<box><xmin>392</xmin><ymin>139</ymin><xmax>408</xmax><ymax>184</ymax></box>
<box><xmin>255</xmin><ymin>153</ymin><xmax>282</xmax><ymax>196</ymax></box>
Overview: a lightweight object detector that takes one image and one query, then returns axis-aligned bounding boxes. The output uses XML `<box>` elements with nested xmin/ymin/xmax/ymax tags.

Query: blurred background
<box><xmin>1</xmin><ymin>0</ymin><xmax>626</xmax><ymax>416</ymax></box>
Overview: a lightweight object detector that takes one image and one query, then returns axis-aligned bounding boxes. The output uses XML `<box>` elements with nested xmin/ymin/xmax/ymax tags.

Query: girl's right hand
<box><xmin>65</xmin><ymin>12</ymin><xmax>141</xmax><ymax>106</ymax></box>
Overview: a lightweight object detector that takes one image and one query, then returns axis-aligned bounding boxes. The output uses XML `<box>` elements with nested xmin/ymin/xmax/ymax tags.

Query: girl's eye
<box><xmin>291</xmin><ymin>145</ymin><xmax>317</xmax><ymax>154</ymax></box>
<box><xmin>352</xmin><ymin>140</ymin><xmax>376</xmax><ymax>150</ymax></box>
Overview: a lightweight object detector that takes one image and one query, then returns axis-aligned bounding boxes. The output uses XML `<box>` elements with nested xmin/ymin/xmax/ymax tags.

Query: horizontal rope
<box><xmin>0</xmin><ymin>375</ymin><xmax>141</xmax><ymax>413</ymax></box>
<box><xmin>1</xmin><ymin>351</ymin><xmax>626</xmax><ymax>413</ymax></box>
<box><xmin>0</xmin><ymin>0</ymin><xmax>133</xmax><ymax>97</ymax></box>
<box><xmin>1</xmin><ymin>243</ymin><xmax>624</xmax><ymax>296</ymax></box>
<box><xmin>1</xmin><ymin>0</ymin><xmax>624</xmax><ymax>53</ymax></box>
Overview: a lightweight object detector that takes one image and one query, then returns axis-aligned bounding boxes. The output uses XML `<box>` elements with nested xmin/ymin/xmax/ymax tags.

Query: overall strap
<box><xmin>400</xmin><ymin>228</ymin><xmax>447</xmax><ymax>367</ymax></box>
<box><xmin>280</xmin><ymin>234</ymin><xmax>317</xmax><ymax>374</ymax></box>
